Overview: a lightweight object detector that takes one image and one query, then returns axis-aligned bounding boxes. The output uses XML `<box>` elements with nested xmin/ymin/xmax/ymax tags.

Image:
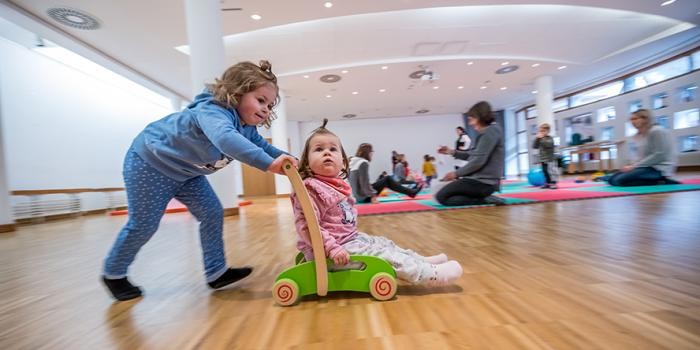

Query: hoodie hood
<box><xmin>348</xmin><ymin>156</ymin><xmax>368</xmax><ymax>171</ymax></box>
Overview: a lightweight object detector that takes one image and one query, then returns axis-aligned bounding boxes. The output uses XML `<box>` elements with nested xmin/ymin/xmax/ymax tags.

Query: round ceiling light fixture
<box><xmin>47</xmin><ymin>8</ymin><xmax>100</xmax><ymax>30</ymax></box>
<box><xmin>320</xmin><ymin>74</ymin><xmax>341</xmax><ymax>83</ymax></box>
<box><xmin>495</xmin><ymin>65</ymin><xmax>519</xmax><ymax>74</ymax></box>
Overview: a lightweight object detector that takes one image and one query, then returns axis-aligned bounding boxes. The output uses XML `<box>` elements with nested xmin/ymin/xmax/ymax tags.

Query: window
<box><xmin>597</xmin><ymin>106</ymin><xmax>616</xmax><ymax>122</ymax></box>
<box><xmin>526</xmin><ymin>106</ymin><xmax>538</xmax><ymax>120</ymax></box>
<box><xmin>530</xmin><ymin>124</ymin><xmax>537</xmax><ymax>135</ymax></box>
<box><xmin>673</xmin><ymin>108</ymin><xmax>699</xmax><ymax>129</ymax></box>
<box><xmin>552</xmin><ymin>98</ymin><xmax>569</xmax><ymax>112</ymax></box>
<box><xmin>625</xmin><ymin>122</ymin><xmax>637</xmax><ymax>137</ymax></box>
<box><xmin>656</xmin><ymin>116</ymin><xmax>670</xmax><ymax>129</ymax></box>
<box><xmin>518</xmin><ymin>153</ymin><xmax>530</xmax><ymax>173</ymax></box>
<box><xmin>516</xmin><ymin>111</ymin><xmax>526</xmax><ymax>132</ymax></box>
<box><xmin>651</xmin><ymin>92</ymin><xmax>669</xmax><ymax>110</ymax></box>
<box><xmin>518</xmin><ymin>132</ymin><xmax>528</xmax><ymax>151</ymax></box>
<box><xmin>629</xmin><ymin>100</ymin><xmax>643</xmax><ymax>113</ymax></box>
<box><xmin>678</xmin><ymin>85</ymin><xmax>697</xmax><ymax>103</ymax></box>
<box><xmin>625</xmin><ymin>57</ymin><xmax>691</xmax><ymax>91</ymax></box>
<box><xmin>692</xmin><ymin>50</ymin><xmax>700</xmax><ymax>70</ymax></box>
<box><xmin>570</xmin><ymin>81</ymin><xmax>624</xmax><ymax>107</ymax></box>
<box><xmin>679</xmin><ymin>135</ymin><xmax>698</xmax><ymax>153</ymax></box>
<box><xmin>600</xmin><ymin>126</ymin><xmax>615</xmax><ymax>141</ymax></box>
<box><xmin>567</xmin><ymin>113</ymin><xmax>594</xmax><ymax>144</ymax></box>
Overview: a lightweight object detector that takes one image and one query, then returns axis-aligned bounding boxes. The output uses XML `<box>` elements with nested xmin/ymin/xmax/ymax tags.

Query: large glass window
<box><xmin>625</xmin><ymin>122</ymin><xmax>637</xmax><ymax>137</ymax></box>
<box><xmin>673</xmin><ymin>108</ymin><xmax>699</xmax><ymax>129</ymax></box>
<box><xmin>679</xmin><ymin>135</ymin><xmax>698</xmax><ymax>153</ymax></box>
<box><xmin>526</xmin><ymin>106</ymin><xmax>538</xmax><ymax>120</ymax></box>
<box><xmin>570</xmin><ymin>81</ymin><xmax>624</xmax><ymax>107</ymax></box>
<box><xmin>518</xmin><ymin>153</ymin><xmax>530</xmax><ymax>173</ymax></box>
<box><xmin>656</xmin><ymin>116</ymin><xmax>670</xmax><ymax>129</ymax></box>
<box><xmin>678</xmin><ymin>85</ymin><xmax>697</xmax><ymax>103</ymax></box>
<box><xmin>516</xmin><ymin>111</ymin><xmax>526</xmax><ymax>132</ymax></box>
<box><xmin>651</xmin><ymin>92</ymin><xmax>669</xmax><ymax>110</ymax></box>
<box><xmin>552</xmin><ymin>98</ymin><xmax>569</xmax><ymax>112</ymax></box>
<box><xmin>597</xmin><ymin>106</ymin><xmax>616</xmax><ymax>122</ymax></box>
<box><xmin>600</xmin><ymin>126</ymin><xmax>615</xmax><ymax>141</ymax></box>
<box><xmin>626</xmin><ymin>57</ymin><xmax>691</xmax><ymax>91</ymax></box>
<box><xmin>629</xmin><ymin>100</ymin><xmax>643</xmax><ymax>113</ymax></box>
<box><xmin>692</xmin><ymin>50</ymin><xmax>700</xmax><ymax>70</ymax></box>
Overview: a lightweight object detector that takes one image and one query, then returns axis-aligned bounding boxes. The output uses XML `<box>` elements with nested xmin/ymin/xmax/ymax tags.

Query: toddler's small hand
<box><xmin>332</xmin><ymin>249</ymin><xmax>350</xmax><ymax>266</ymax></box>
<box><xmin>441</xmin><ymin>171</ymin><xmax>457</xmax><ymax>181</ymax></box>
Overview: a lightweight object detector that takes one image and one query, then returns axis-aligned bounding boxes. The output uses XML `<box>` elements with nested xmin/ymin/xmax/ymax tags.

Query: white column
<box><xmin>0</xmin><ymin>92</ymin><xmax>15</xmax><ymax>231</ymax></box>
<box><xmin>535</xmin><ymin>75</ymin><xmax>555</xmax><ymax>134</ymax></box>
<box><xmin>170</xmin><ymin>97</ymin><xmax>183</xmax><ymax>113</ymax></box>
<box><xmin>271</xmin><ymin>92</ymin><xmax>291</xmax><ymax>194</ymax></box>
<box><xmin>183</xmin><ymin>0</ymin><xmax>239</xmax><ymax>212</ymax></box>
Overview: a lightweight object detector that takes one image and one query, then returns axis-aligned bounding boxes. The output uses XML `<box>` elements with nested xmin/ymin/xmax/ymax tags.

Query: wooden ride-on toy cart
<box><xmin>273</xmin><ymin>161</ymin><xmax>398</xmax><ymax>306</ymax></box>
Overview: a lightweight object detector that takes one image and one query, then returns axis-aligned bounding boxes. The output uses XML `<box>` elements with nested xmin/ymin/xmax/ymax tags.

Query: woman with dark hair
<box><xmin>349</xmin><ymin>143</ymin><xmax>422</xmax><ymax>203</ymax></box>
<box><xmin>436</xmin><ymin>101</ymin><xmax>505</xmax><ymax>206</ymax></box>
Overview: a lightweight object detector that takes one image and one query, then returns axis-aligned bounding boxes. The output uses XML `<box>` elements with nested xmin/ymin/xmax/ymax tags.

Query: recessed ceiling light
<box><xmin>379</xmin><ymin>88</ymin><xmax>386</xmax><ymax>92</ymax></box>
<box><xmin>501</xmin><ymin>61</ymin><xmax>509</xmax><ymax>66</ymax></box>
<box><xmin>558</xmin><ymin>65</ymin><xmax>567</xmax><ymax>70</ymax></box>
<box><xmin>250</xmin><ymin>14</ymin><xmax>262</xmax><ymax>20</ymax></box>
<box><xmin>480</xmin><ymin>86</ymin><xmax>487</xmax><ymax>90</ymax></box>
<box><xmin>496</xmin><ymin>65</ymin><xmax>519</xmax><ymax>74</ymax></box>
<box><xmin>531</xmin><ymin>63</ymin><xmax>540</xmax><ymax>67</ymax></box>
<box><xmin>352</xmin><ymin>91</ymin><xmax>358</xmax><ymax>95</ymax></box>
<box><xmin>466</xmin><ymin>61</ymin><xmax>474</xmax><ymax>65</ymax></box>
<box><xmin>303</xmin><ymin>75</ymin><xmax>309</xmax><ymax>79</ymax></box>
<box><xmin>326</xmin><ymin>94</ymin><xmax>332</xmax><ymax>98</ymax></box>
<box><xmin>324</xmin><ymin>2</ymin><xmax>334</xmax><ymax>8</ymax></box>
<box><xmin>432</xmin><ymin>86</ymin><xmax>439</xmax><ymax>90</ymax></box>
<box><xmin>500</xmin><ymin>87</ymin><xmax>507</xmax><ymax>90</ymax></box>
<box><xmin>457</xmin><ymin>86</ymin><xmax>464</xmax><ymax>89</ymax></box>
<box><xmin>381</xmin><ymin>66</ymin><xmax>388</xmax><ymax>70</ymax></box>
<box><xmin>532</xmin><ymin>90</ymin><xmax>538</xmax><ymax>94</ymax></box>
<box><xmin>341</xmin><ymin>70</ymin><xmax>348</xmax><ymax>74</ymax></box>
<box><xmin>320</xmin><ymin>74</ymin><xmax>341</xmax><ymax>83</ymax></box>
<box><xmin>660</xmin><ymin>0</ymin><xmax>676</xmax><ymax>6</ymax></box>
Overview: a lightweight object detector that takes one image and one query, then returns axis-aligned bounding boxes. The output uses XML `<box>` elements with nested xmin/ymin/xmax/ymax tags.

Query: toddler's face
<box><xmin>237</xmin><ymin>83</ymin><xmax>277</xmax><ymax>126</ymax></box>
<box><xmin>307</xmin><ymin>134</ymin><xmax>344</xmax><ymax>177</ymax></box>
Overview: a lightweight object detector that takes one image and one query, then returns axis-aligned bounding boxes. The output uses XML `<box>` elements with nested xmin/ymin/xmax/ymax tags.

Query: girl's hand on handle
<box><xmin>332</xmin><ymin>249</ymin><xmax>350</xmax><ymax>266</ymax></box>
<box><xmin>268</xmin><ymin>154</ymin><xmax>299</xmax><ymax>175</ymax></box>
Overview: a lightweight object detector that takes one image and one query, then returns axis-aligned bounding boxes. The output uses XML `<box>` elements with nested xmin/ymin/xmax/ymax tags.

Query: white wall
<box><xmin>527</xmin><ymin>70</ymin><xmax>700</xmax><ymax>170</ymax></box>
<box><xmin>298</xmin><ymin>114</ymin><xmax>464</xmax><ymax>181</ymax></box>
<box><xmin>0</xmin><ymin>37</ymin><xmax>173</xmax><ymax>210</ymax></box>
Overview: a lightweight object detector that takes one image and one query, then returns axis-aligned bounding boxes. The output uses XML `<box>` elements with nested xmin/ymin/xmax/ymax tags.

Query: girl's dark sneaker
<box><xmin>208</xmin><ymin>267</ymin><xmax>253</xmax><ymax>289</ymax></box>
<box><xmin>102</xmin><ymin>276</ymin><xmax>143</xmax><ymax>301</ymax></box>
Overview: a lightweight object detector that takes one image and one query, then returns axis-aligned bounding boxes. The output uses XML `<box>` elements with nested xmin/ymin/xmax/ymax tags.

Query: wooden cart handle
<box><xmin>282</xmin><ymin>160</ymin><xmax>328</xmax><ymax>296</ymax></box>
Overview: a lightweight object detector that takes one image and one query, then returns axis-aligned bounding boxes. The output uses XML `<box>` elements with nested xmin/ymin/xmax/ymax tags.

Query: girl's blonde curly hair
<box><xmin>208</xmin><ymin>60</ymin><xmax>279</xmax><ymax>128</ymax></box>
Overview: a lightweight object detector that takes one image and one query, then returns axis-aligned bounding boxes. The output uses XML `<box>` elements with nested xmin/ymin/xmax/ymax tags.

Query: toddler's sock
<box><xmin>208</xmin><ymin>267</ymin><xmax>253</xmax><ymax>289</ymax></box>
<box><xmin>425</xmin><ymin>261</ymin><xmax>463</xmax><ymax>287</ymax></box>
<box><xmin>102</xmin><ymin>276</ymin><xmax>143</xmax><ymax>301</ymax></box>
<box><xmin>423</xmin><ymin>253</ymin><xmax>448</xmax><ymax>264</ymax></box>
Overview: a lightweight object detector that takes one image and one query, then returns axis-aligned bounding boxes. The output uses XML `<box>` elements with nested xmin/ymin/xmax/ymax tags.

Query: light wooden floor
<box><xmin>1</xmin><ymin>189</ymin><xmax>699</xmax><ymax>349</ymax></box>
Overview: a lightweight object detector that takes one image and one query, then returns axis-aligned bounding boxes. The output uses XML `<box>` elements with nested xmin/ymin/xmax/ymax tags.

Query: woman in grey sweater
<box><xmin>608</xmin><ymin>109</ymin><xmax>679</xmax><ymax>186</ymax></box>
<box><xmin>436</xmin><ymin>101</ymin><xmax>505</xmax><ymax>206</ymax></box>
<box><xmin>349</xmin><ymin>144</ymin><xmax>421</xmax><ymax>203</ymax></box>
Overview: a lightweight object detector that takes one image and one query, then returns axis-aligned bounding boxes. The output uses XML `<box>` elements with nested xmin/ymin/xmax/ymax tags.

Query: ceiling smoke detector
<box><xmin>416</xmin><ymin>109</ymin><xmax>430</xmax><ymax>114</ymax></box>
<box><xmin>47</xmin><ymin>8</ymin><xmax>101</xmax><ymax>30</ymax></box>
<box><xmin>495</xmin><ymin>65</ymin><xmax>519</xmax><ymax>74</ymax></box>
<box><xmin>341</xmin><ymin>113</ymin><xmax>357</xmax><ymax>119</ymax></box>
<box><xmin>320</xmin><ymin>74</ymin><xmax>341</xmax><ymax>83</ymax></box>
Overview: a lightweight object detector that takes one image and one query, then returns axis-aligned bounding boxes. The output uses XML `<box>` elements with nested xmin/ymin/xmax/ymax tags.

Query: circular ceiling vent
<box><xmin>47</xmin><ymin>8</ymin><xmax>101</xmax><ymax>30</ymax></box>
<box><xmin>416</xmin><ymin>109</ymin><xmax>430</xmax><ymax>114</ymax></box>
<box><xmin>319</xmin><ymin>74</ymin><xmax>341</xmax><ymax>83</ymax></box>
<box><xmin>495</xmin><ymin>65</ymin><xmax>519</xmax><ymax>74</ymax></box>
<box><xmin>341</xmin><ymin>113</ymin><xmax>357</xmax><ymax>119</ymax></box>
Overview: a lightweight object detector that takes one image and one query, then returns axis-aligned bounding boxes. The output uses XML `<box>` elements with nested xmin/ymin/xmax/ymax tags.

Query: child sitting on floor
<box><xmin>290</xmin><ymin>119</ymin><xmax>463</xmax><ymax>286</ymax></box>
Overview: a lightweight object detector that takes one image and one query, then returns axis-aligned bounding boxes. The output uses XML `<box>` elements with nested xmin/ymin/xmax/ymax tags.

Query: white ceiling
<box><xmin>2</xmin><ymin>0</ymin><xmax>700</xmax><ymax>121</ymax></box>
